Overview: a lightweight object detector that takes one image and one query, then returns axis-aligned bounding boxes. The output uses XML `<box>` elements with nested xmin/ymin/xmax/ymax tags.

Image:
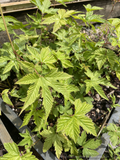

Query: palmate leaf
<box><xmin>0</xmin><ymin>142</ymin><xmax>38</xmax><ymax>160</ymax></box>
<box><xmin>77</xmin><ymin>131</ymin><xmax>101</xmax><ymax>158</ymax></box>
<box><xmin>18</xmin><ymin>129</ymin><xmax>33</xmax><ymax>147</ymax></box>
<box><xmin>84</xmin><ymin>4</ymin><xmax>103</xmax><ymax>12</ymax></box>
<box><xmin>94</xmin><ymin>48</ymin><xmax>117</xmax><ymax>69</ymax></box>
<box><xmin>85</xmin><ymin>69</ymin><xmax>116</xmax><ymax>100</ymax></box>
<box><xmin>41</xmin><ymin>127</ymin><xmax>65</xmax><ymax>159</ymax></box>
<box><xmin>57</xmin><ymin>99</ymin><xmax>97</xmax><ymax>143</ymax></box>
<box><xmin>42</xmin><ymin>9</ymin><xmax>76</xmax><ymax>32</ymax></box>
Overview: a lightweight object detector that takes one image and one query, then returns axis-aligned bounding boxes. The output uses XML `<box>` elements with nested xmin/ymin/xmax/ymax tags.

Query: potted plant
<box><xmin>0</xmin><ymin>0</ymin><xmax>120</xmax><ymax>159</ymax></box>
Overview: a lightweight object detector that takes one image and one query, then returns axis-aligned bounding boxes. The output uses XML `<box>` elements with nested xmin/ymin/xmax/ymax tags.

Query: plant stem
<box><xmin>0</xmin><ymin>4</ymin><xmax>15</xmax><ymax>53</ymax></box>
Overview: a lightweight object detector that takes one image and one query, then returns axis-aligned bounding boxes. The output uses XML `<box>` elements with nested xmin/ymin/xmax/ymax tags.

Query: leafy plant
<box><xmin>0</xmin><ymin>0</ymin><xmax>120</xmax><ymax>159</ymax></box>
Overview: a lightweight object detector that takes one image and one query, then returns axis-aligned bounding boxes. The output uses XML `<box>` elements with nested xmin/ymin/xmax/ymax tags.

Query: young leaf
<box><xmin>57</xmin><ymin>99</ymin><xmax>97</xmax><ymax>143</ymax></box>
<box><xmin>84</xmin><ymin>4</ymin><xmax>103</xmax><ymax>12</ymax></box>
<box><xmin>85</xmin><ymin>69</ymin><xmax>116</xmax><ymax>100</ymax></box>
<box><xmin>2</xmin><ymin>89</ymin><xmax>13</xmax><ymax>106</ymax></box>
<box><xmin>0</xmin><ymin>142</ymin><xmax>38</xmax><ymax>160</ymax></box>
<box><xmin>18</xmin><ymin>129</ymin><xmax>33</xmax><ymax>147</ymax></box>
<box><xmin>41</xmin><ymin>127</ymin><xmax>65</xmax><ymax>159</ymax></box>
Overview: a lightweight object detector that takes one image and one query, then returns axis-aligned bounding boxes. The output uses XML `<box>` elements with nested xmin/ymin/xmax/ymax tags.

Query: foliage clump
<box><xmin>0</xmin><ymin>0</ymin><xmax>120</xmax><ymax>159</ymax></box>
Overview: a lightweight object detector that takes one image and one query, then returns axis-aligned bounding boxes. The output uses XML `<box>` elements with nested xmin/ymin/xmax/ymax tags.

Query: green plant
<box><xmin>0</xmin><ymin>0</ymin><xmax>120</xmax><ymax>159</ymax></box>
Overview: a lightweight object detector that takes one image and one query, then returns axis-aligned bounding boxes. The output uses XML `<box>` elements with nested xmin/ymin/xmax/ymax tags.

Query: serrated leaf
<box><xmin>20</xmin><ymin>78</ymin><xmax>41</xmax><ymax>113</ymax></box>
<box><xmin>41</xmin><ymin>127</ymin><xmax>65</xmax><ymax>159</ymax></box>
<box><xmin>83</xmin><ymin>148</ymin><xmax>99</xmax><ymax>157</ymax></box>
<box><xmin>21</xmin><ymin>111</ymin><xmax>32</xmax><ymax>127</ymax></box>
<box><xmin>77</xmin><ymin>131</ymin><xmax>87</xmax><ymax>146</ymax></box>
<box><xmin>20</xmin><ymin>61</ymin><xmax>35</xmax><ymax>73</ymax></box>
<box><xmin>3</xmin><ymin>61</ymin><xmax>14</xmax><ymax>74</ymax></box>
<box><xmin>57</xmin><ymin>99</ymin><xmax>97</xmax><ymax>142</ymax></box>
<box><xmin>18</xmin><ymin>129</ymin><xmax>33</xmax><ymax>147</ymax></box>
<box><xmin>0</xmin><ymin>56</ymin><xmax>10</xmax><ymax>63</ymax></box>
<box><xmin>77</xmin><ymin>115</ymin><xmax>97</xmax><ymax>136</ymax></box>
<box><xmin>108</xmin><ymin>132</ymin><xmax>118</xmax><ymax>146</ymax></box>
<box><xmin>16</xmin><ymin>73</ymin><xmax>39</xmax><ymax>84</ymax></box>
<box><xmin>27</xmin><ymin>46</ymin><xmax>40</xmax><ymax>61</ymax></box>
<box><xmin>94</xmin><ymin>84</ymin><xmax>108</xmax><ymax>100</ymax></box>
<box><xmin>0</xmin><ymin>142</ymin><xmax>38</xmax><ymax>160</ymax></box>
<box><xmin>39</xmin><ymin>47</ymin><xmax>56</xmax><ymax>66</ymax></box>
<box><xmin>2</xmin><ymin>89</ymin><xmax>13</xmax><ymax>106</ymax></box>
<box><xmin>75</xmin><ymin>99</ymin><xmax>93</xmax><ymax>115</ymax></box>
<box><xmin>85</xmin><ymin>69</ymin><xmax>116</xmax><ymax>100</ymax></box>
<box><xmin>57</xmin><ymin>115</ymin><xmax>80</xmax><ymax>143</ymax></box>
<box><xmin>84</xmin><ymin>4</ymin><xmax>103</xmax><ymax>12</ymax></box>
<box><xmin>94</xmin><ymin>48</ymin><xmax>117</xmax><ymax>69</ymax></box>
<box><xmin>83</xmin><ymin>139</ymin><xmax>101</xmax><ymax>149</ymax></box>
<box><xmin>41</xmin><ymin>77</ymin><xmax>53</xmax><ymax>120</ymax></box>
<box><xmin>45</xmin><ymin>69</ymin><xmax>72</xmax><ymax>80</ymax></box>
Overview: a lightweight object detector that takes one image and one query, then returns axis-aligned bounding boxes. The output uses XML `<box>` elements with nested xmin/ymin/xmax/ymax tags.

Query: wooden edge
<box><xmin>0</xmin><ymin>98</ymin><xmax>58</xmax><ymax>160</ymax></box>
<box><xmin>0</xmin><ymin>0</ymin><xmax>93</xmax><ymax>14</ymax></box>
<box><xmin>0</xmin><ymin>119</ymin><xmax>13</xmax><ymax>144</ymax></box>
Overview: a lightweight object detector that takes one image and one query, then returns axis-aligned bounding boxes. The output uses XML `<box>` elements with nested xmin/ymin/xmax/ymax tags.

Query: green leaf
<box><xmin>20</xmin><ymin>77</ymin><xmax>41</xmax><ymax>113</ymax></box>
<box><xmin>84</xmin><ymin>4</ymin><xmax>103</xmax><ymax>12</ymax></box>
<box><xmin>2</xmin><ymin>89</ymin><xmax>13</xmax><ymax>106</ymax></box>
<box><xmin>94</xmin><ymin>48</ymin><xmax>117</xmax><ymax>69</ymax></box>
<box><xmin>77</xmin><ymin>131</ymin><xmax>87</xmax><ymax>146</ymax></box>
<box><xmin>75</xmin><ymin>99</ymin><xmax>93</xmax><ymax>115</ymax></box>
<box><xmin>94</xmin><ymin>84</ymin><xmax>108</xmax><ymax>100</ymax></box>
<box><xmin>85</xmin><ymin>69</ymin><xmax>116</xmax><ymax>100</ymax></box>
<box><xmin>20</xmin><ymin>61</ymin><xmax>35</xmax><ymax>73</ymax></box>
<box><xmin>3</xmin><ymin>61</ymin><xmax>14</xmax><ymax>74</ymax></box>
<box><xmin>39</xmin><ymin>47</ymin><xmax>56</xmax><ymax>67</ymax></box>
<box><xmin>83</xmin><ymin>148</ymin><xmax>99</xmax><ymax>157</ymax></box>
<box><xmin>83</xmin><ymin>139</ymin><xmax>101</xmax><ymax>149</ymax></box>
<box><xmin>27</xmin><ymin>46</ymin><xmax>40</xmax><ymax>61</ymax></box>
<box><xmin>42</xmin><ymin>9</ymin><xmax>76</xmax><ymax>32</ymax></box>
<box><xmin>18</xmin><ymin>129</ymin><xmax>33</xmax><ymax>147</ymax></box>
<box><xmin>0</xmin><ymin>142</ymin><xmax>38</xmax><ymax>160</ymax></box>
<box><xmin>16</xmin><ymin>73</ymin><xmax>39</xmax><ymax>84</ymax></box>
<box><xmin>57</xmin><ymin>114</ymin><xmax>80</xmax><ymax>143</ymax></box>
<box><xmin>41</xmin><ymin>127</ymin><xmax>65</xmax><ymax>159</ymax></box>
<box><xmin>57</xmin><ymin>99</ymin><xmax>97</xmax><ymax>142</ymax></box>
<box><xmin>41</xmin><ymin>77</ymin><xmax>53</xmax><ymax>120</ymax></box>
<box><xmin>45</xmin><ymin>69</ymin><xmax>72</xmax><ymax>80</ymax></box>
